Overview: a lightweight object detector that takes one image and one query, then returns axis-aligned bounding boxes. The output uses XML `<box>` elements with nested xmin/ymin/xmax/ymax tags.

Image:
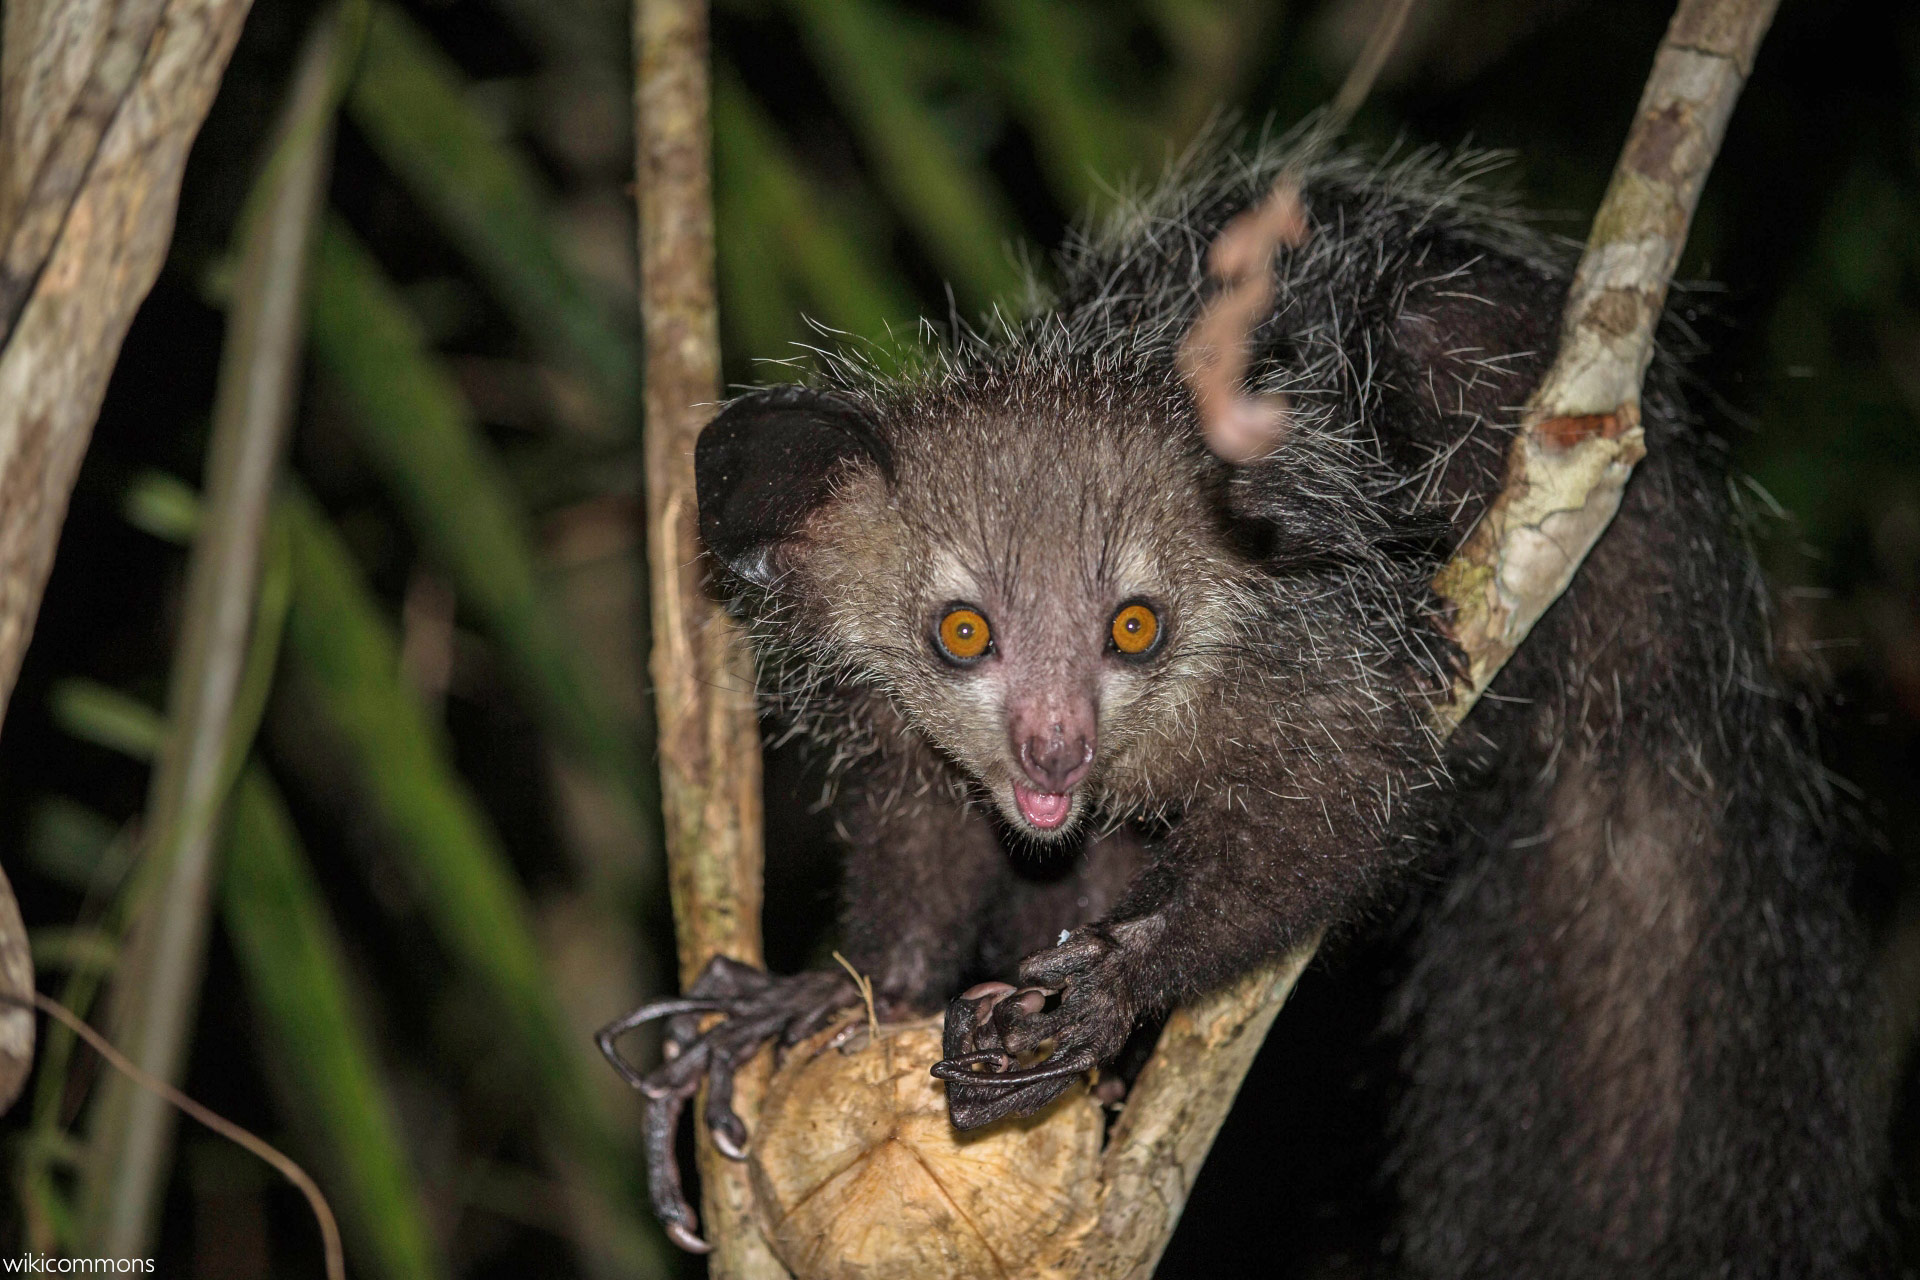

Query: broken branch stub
<box><xmin>750</xmin><ymin>1017</ymin><xmax>1104</xmax><ymax>1280</ymax></box>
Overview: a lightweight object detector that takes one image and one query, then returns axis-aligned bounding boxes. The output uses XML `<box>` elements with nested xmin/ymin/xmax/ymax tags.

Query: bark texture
<box><xmin>0</xmin><ymin>863</ymin><xmax>31</xmax><ymax>1112</ymax></box>
<box><xmin>1082</xmin><ymin>946</ymin><xmax>1318</xmax><ymax>1279</ymax></box>
<box><xmin>1430</xmin><ymin>0</ymin><xmax>1779</xmax><ymax>726</ymax></box>
<box><xmin>633</xmin><ymin>1</ymin><xmax>783</xmax><ymax>1274</ymax></box>
<box><xmin>0</xmin><ymin>0</ymin><xmax>256</xmax><ymax>727</ymax></box>
<box><xmin>0</xmin><ymin>0</ymin><xmax>258</xmax><ymax>1118</ymax></box>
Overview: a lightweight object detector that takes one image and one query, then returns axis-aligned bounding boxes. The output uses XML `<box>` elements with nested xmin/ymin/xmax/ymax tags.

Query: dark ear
<box><xmin>695</xmin><ymin>386</ymin><xmax>892</xmax><ymax>588</ymax></box>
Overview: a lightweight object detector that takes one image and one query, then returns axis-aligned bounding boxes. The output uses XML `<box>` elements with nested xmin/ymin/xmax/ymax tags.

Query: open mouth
<box><xmin>1012</xmin><ymin>783</ymin><xmax>1074</xmax><ymax>831</ymax></box>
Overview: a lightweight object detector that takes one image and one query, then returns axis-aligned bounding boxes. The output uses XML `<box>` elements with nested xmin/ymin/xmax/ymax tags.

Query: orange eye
<box><xmin>937</xmin><ymin>607</ymin><xmax>992</xmax><ymax>663</ymax></box>
<box><xmin>1110</xmin><ymin>603</ymin><xmax>1160</xmax><ymax>656</ymax></box>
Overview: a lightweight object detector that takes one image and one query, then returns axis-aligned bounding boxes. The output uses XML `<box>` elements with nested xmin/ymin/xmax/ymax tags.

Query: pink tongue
<box><xmin>1014</xmin><ymin>785</ymin><xmax>1071</xmax><ymax>829</ymax></box>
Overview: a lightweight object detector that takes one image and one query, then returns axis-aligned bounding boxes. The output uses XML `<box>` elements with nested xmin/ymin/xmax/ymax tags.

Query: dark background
<box><xmin>2</xmin><ymin>0</ymin><xmax>1916</xmax><ymax>1275</ymax></box>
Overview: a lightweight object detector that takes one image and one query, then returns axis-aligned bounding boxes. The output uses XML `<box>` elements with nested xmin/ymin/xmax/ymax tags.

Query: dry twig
<box><xmin>4</xmin><ymin>989</ymin><xmax>345</xmax><ymax>1280</ymax></box>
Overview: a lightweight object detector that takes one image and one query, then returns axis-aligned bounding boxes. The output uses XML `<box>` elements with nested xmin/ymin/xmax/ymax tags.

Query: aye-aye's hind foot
<box><xmin>596</xmin><ymin>956</ymin><xmax>858</xmax><ymax>1252</ymax></box>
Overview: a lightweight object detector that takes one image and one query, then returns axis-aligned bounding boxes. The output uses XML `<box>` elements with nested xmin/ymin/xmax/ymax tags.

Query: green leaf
<box><xmin>26</xmin><ymin>928</ymin><xmax>119</xmax><ymax>975</ymax></box>
<box><xmin>277</xmin><ymin>488</ymin><xmax>665</xmax><ymax>1275</ymax></box>
<box><xmin>24</xmin><ymin>799</ymin><xmax>125</xmax><ymax>892</ymax></box>
<box><xmin>782</xmin><ymin>0</ymin><xmax>1027</xmax><ymax>307</ymax></box>
<box><xmin>348</xmin><ymin>2</ymin><xmax>637</xmax><ymax>420</ymax></box>
<box><xmin>222</xmin><ymin>764</ymin><xmax>449</xmax><ymax>1280</ymax></box>
<box><xmin>119</xmin><ymin>472</ymin><xmax>293</xmax><ymax>809</ymax></box>
<box><xmin>713</xmin><ymin>66</ymin><xmax>921</xmax><ymax>363</ymax></box>
<box><xmin>988</xmin><ymin>0</ymin><xmax>1154</xmax><ymax>210</ymax></box>
<box><xmin>308</xmin><ymin>220</ymin><xmax>650</xmax><ymax>836</ymax></box>
<box><xmin>123</xmin><ymin>470</ymin><xmax>204</xmax><ymax>544</ymax></box>
<box><xmin>48</xmin><ymin>680</ymin><xmax>165</xmax><ymax>760</ymax></box>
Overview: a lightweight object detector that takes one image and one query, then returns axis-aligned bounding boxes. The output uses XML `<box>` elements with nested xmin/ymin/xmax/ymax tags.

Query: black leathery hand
<box><xmin>941</xmin><ymin>980</ymin><xmax>1014</xmax><ymax>1067</ymax></box>
<box><xmin>595</xmin><ymin>957</ymin><xmax>862</xmax><ymax>1253</ymax></box>
<box><xmin>934</xmin><ymin>980</ymin><xmax>1092</xmax><ymax>1129</ymax></box>
<box><xmin>665</xmin><ymin>955</ymin><xmax>771</xmax><ymax>1055</ymax></box>
<box><xmin>933</xmin><ymin>926</ymin><xmax>1143</xmax><ymax>1130</ymax></box>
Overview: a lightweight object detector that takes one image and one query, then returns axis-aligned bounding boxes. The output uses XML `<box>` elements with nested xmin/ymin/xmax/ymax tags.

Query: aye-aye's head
<box><xmin>696</xmin><ymin>381</ymin><xmax>1260</xmax><ymax>841</ymax></box>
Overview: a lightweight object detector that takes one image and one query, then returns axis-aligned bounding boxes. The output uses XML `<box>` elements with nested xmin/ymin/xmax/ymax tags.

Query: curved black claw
<box><xmin>596</xmin><ymin>957</ymin><xmax>858</xmax><ymax>1252</ymax></box>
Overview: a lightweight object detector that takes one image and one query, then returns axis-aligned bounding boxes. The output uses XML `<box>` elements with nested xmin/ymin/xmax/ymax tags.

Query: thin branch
<box><xmin>81</xmin><ymin>10</ymin><xmax>343</xmax><ymax>1257</ymax></box>
<box><xmin>1085</xmin><ymin>1</ymin><xmax>1781</xmax><ymax>1275</ymax></box>
<box><xmin>1431</xmin><ymin>0</ymin><xmax>1781</xmax><ymax>726</ymax></box>
<box><xmin>1326</xmin><ymin>0</ymin><xmax>1420</xmax><ymax>128</ymax></box>
<box><xmin>633</xmin><ymin>1</ymin><xmax>784</xmax><ymax>1275</ymax></box>
<box><xmin>6</xmin><ymin>990</ymin><xmax>344</xmax><ymax>1280</ymax></box>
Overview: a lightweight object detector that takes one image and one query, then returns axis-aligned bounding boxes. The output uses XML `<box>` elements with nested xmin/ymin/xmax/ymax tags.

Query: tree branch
<box><xmin>633</xmin><ymin>2</ymin><xmax>785</xmax><ymax>1275</ymax></box>
<box><xmin>1081</xmin><ymin>945</ymin><xmax>1318</xmax><ymax>1278</ymax></box>
<box><xmin>0</xmin><ymin>863</ymin><xmax>31</xmax><ymax>1112</ymax></box>
<box><xmin>0</xmin><ymin>0</ymin><xmax>257</xmax><ymax>1117</ymax></box>
<box><xmin>0</xmin><ymin>0</ymin><xmax>255</xmax><ymax>725</ymax></box>
<box><xmin>1431</xmin><ymin>0</ymin><xmax>1779</xmax><ymax>725</ymax></box>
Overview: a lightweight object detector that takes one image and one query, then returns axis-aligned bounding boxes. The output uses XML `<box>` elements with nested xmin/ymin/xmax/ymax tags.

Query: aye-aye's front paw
<box><xmin>932</xmin><ymin>926</ymin><xmax>1140</xmax><ymax>1130</ymax></box>
<box><xmin>596</xmin><ymin>956</ymin><xmax>859</xmax><ymax>1252</ymax></box>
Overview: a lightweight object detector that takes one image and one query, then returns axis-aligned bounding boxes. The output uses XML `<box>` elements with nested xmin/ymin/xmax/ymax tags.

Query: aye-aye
<box><xmin>599</xmin><ymin>142</ymin><xmax>1887</xmax><ymax>1276</ymax></box>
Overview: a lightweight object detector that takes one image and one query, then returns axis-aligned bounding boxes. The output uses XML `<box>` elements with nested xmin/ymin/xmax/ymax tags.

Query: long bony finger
<box><xmin>644</xmin><ymin>1091</ymin><xmax>710</xmax><ymax>1254</ymax></box>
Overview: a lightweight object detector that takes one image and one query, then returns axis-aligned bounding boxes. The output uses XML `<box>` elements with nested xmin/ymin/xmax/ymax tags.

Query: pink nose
<box><xmin>1018</xmin><ymin>725</ymin><xmax>1093</xmax><ymax>792</ymax></box>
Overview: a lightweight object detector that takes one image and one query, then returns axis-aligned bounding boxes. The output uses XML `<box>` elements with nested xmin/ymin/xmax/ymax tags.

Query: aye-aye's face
<box><xmin>793</xmin><ymin>401</ymin><xmax>1251</xmax><ymax>840</ymax></box>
